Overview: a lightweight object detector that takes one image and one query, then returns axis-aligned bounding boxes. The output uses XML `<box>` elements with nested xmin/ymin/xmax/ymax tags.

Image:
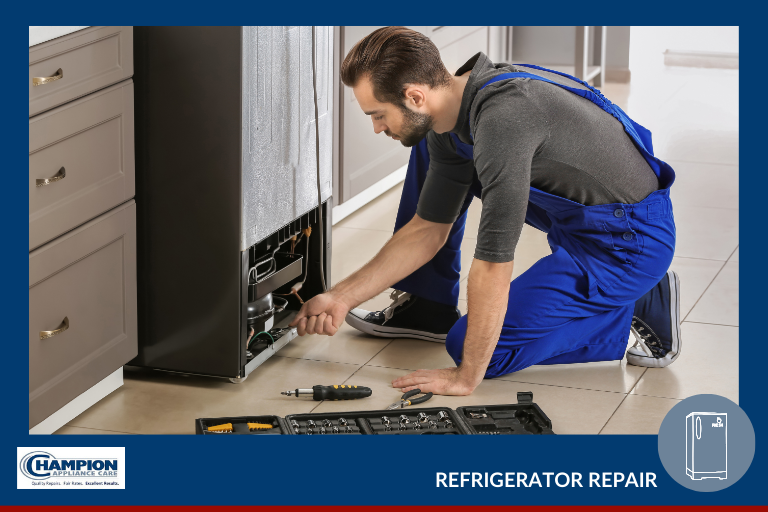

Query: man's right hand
<box><xmin>289</xmin><ymin>292</ymin><xmax>350</xmax><ymax>336</ymax></box>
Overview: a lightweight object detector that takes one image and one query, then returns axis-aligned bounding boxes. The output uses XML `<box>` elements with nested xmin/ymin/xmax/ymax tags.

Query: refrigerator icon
<box><xmin>686</xmin><ymin>412</ymin><xmax>727</xmax><ymax>480</ymax></box>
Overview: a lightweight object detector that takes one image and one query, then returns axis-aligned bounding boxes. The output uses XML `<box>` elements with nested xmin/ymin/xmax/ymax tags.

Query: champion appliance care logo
<box><xmin>17</xmin><ymin>447</ymin><xmax>125</xmax><ymax>489</ymax></box>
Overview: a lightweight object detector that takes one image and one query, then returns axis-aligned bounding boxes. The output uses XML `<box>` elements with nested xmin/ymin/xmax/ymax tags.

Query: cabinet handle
<box><xmin>32</xmin><ymin>68</ymin><xmax>63</xmax><ymax>87</ymax></box>
<box><xmin>40</xmin><ymin>317</ymin><xmax>69</xmax><ymax>340</ymax></box>
<box><xmin>36</xmin><ymin>167</ymin><xmax>66</xmax><ymax>187</ymax></box>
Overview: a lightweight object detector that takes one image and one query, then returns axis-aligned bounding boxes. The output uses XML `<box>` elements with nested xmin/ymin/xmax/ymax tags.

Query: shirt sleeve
<box><xmin>471</xmin><ymin>82</ymin><xmax>549</xmax><ymax>263</ymax></box>
<box><xmin>415</xmin><ymin>131</ymin><xmax>475</xmax><ymax>224</ymax></box>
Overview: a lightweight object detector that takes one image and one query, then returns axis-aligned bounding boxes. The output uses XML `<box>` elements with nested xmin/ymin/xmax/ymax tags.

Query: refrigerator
<box><xmin>686</xmin><ymin>412</ymin><xmax>727</xmax><ymax>480</ymax></box>
<box><xmin>130</xmin><ymin>27</ymin><xmax>334</xmax><ymax>383</ymax></box>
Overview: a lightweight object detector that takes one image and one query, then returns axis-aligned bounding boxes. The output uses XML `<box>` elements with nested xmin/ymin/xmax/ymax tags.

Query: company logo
<box><xmin>17</xmin><ymin>447</ymin><xmax>125</xmax><ymax>489</ymax></box>
<box><xmin>712</xmin><ymin>417</ymin><xmax>724</xmax><ymax>428</ymax></box>
<box><xmin>19</xmin><ymin>451</ymin><xmax>119</xmax><ymax>480</ymax></box>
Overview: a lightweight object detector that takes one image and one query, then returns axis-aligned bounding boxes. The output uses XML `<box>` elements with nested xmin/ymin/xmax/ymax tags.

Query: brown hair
<box><xmin>340</xmin><ymin>26</ymin><xmax>452</xmax><ymax>106</ymax></box>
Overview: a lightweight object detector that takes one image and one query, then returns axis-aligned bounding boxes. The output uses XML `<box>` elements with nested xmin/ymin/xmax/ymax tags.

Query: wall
<box><xmin>511</xmin><ymin>26</ymin><xmax>631</xmax><ymax>82</ymax></box>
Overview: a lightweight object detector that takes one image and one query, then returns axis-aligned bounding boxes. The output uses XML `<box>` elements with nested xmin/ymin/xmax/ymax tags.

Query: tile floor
<box><xmin>57</xmin><ymin>64</ymin><xmax>739</xmax><ymax>436</ymax></box>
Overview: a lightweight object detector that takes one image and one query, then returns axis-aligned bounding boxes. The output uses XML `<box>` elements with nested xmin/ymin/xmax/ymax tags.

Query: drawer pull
<box><xmin>36</xmin><ymin>167</ymin><xmax>66</xmax><ymax>187</ymax></box>
<box><xmin>40</xmin><ymin>317</ymin><xmax>69</xmax><ymax>340</ymax></box>
<box><xmin>32</xmin><ymin>68</ymin><xmax>64</xmax><ymax>87</ymax></box>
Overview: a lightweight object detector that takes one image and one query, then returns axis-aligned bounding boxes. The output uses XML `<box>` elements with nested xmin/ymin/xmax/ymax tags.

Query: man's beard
<box><xmin>389</xmin><ymin>106</ymin><xmax>434</xmax><ymax>147</ymax></box>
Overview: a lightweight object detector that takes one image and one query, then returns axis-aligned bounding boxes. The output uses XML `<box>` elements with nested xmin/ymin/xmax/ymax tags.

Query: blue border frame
<box><xmin>6</xmin><ymin>3</ymin><xmax>758</xmax><ymax>505</ymax></box>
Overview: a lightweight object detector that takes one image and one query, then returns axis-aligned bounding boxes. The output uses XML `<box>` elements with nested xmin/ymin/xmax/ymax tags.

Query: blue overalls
<box><xmin>392</xmin><ymin>65</ymin><xmax>677</xmax><ymax>378</ymax></box>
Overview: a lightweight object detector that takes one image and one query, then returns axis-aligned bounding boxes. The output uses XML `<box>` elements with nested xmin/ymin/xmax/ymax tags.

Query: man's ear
<box><xmin>403</xmin><ymin>84</ymin><xmax>427</xmax><ymax>110</ymax></box>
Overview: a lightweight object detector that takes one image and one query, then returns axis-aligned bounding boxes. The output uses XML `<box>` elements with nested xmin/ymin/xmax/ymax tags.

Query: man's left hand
<box><xmin>391</xmin><ymin>367</ymin><xmax>481</xmax><ymax>396</ymax></box>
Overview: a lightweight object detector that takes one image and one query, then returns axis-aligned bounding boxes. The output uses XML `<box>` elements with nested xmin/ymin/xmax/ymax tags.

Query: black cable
<box><xmin>311</xmin><ymin>26</ymin><xmax>328</xmax><ymax>292</ymax></box>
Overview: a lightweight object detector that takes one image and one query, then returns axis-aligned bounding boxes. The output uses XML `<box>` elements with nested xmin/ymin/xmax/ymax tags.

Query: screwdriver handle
<box><xmin>313</xmin><ymin>385</ymin><xmax>372</xmax><ymax>401</ymax></box>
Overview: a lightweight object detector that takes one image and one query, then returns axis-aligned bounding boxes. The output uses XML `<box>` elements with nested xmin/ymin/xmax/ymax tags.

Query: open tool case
<box><xmin>456</xmin><ymin>392</ymin><xmax>554</xmax><ymax>435</ymax></box>
<box><xmin>195</xmin><ymin>415</ymin><xmax>288</xmax><ymax>435</ymax></box>
<box><xmin>285</xmin><ymin>406</ymin><xmax>469</xmax><ymax>435</ymax></box>
<box><xmin>196</xmin><ymin>392</ymin><xmax>554</xmax><ymax>435</ymax></box>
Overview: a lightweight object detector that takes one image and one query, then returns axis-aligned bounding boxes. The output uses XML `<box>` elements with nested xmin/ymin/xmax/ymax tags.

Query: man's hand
<box><xmin>289</xmin><ymin>292</ymin><xmax>350</xmax><ymax>336</ymax></box>
<box><xmin>391</xmin><ymin>367</ymin><xmax>483</xmax><ymax>396</ymax></box>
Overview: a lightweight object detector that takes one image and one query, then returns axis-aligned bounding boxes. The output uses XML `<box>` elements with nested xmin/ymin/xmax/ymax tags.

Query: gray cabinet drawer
<box><xmin>29</xmin><ymin>26</ymin><xmax>133</xmax><ymax>117</ymax></box>
<box><xmin>29</xmin><ymin>80</ymin><xmax>135</xmax><ymax>251</ymax></box>
<box><xmin>29</xmin><ymin>200</ymin><xmax>137</xmax><ymax>429</ymax></box>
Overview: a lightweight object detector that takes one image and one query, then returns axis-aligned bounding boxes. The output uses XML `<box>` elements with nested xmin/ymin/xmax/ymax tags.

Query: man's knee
<box><xmin>445</xmin><ymin>315</ymin><xmax>468</xmax><ymax>364</ymax></box>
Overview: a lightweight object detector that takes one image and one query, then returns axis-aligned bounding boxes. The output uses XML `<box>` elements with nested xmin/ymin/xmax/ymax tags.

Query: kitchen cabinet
<box><xmin>28</xmin><ymin>26</ymin><xmax>137</xmax><ymax>431</ymax></box>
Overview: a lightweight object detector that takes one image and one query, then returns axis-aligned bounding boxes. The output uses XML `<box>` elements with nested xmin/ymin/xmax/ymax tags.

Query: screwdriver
<box><xmin>280</xmin><ymin>384</ymin><xmax>372</xmax><ymax>401</ymax></box>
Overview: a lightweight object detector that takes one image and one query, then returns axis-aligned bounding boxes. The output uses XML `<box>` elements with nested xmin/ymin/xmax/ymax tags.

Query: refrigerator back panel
<box><xmin>241</xmin><ymin>26</ymin><xmax>334</xmax><ymax>250</ymax></box>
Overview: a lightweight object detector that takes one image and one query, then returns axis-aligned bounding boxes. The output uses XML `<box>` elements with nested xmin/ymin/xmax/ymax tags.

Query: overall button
<box><xmin>614</xmin><ymin>209</ymin><xmax>625</xmax><ymax>218</ymax></box>
<box><xmin>622</xmin><ymin>232</ymin><xmax>633</xmax><ymax>241</ymax></box>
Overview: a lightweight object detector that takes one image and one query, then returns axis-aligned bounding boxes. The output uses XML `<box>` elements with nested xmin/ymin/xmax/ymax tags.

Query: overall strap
<box><xmin>472</xmin><ymin>65</ymin><xmax>675</xmax><ymax>187</ymax></box>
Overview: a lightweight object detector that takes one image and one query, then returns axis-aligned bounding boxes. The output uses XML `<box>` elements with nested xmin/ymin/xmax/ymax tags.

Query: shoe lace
<box><xmin>382</xmin><ymin>290</ymin><xmax>412</xmax><ymax>323</ymax></box>
<box><xmin>630</xmin><ymin>318</ymin><xmax>662</xmax><ymax>357</ymax></box>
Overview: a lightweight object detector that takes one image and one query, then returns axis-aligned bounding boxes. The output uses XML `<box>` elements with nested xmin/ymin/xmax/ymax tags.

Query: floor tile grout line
<box><xmin>656</xmin><ymin>77</ymin><xmax>692</xmax><ymax>110</ymax></box>
<box><xmin>308</xmin><ymin>339</ymin><xmax>396</xmax><ymax>413</ymax></box>
<box><xmin>682</xmin><ymin>258</ymin><xmax>729</xmax><ymax>323</ymax></box>
<box><xmin>672</xmin><ymin>255</ymin><xmax>734</xmax><ymax>262</ymax></box>
<box><xmin>597</xmin><ymin>367</ymin><xmax>648</xmax><ymax>435</ymax></box>
<box><xmin>363</xmin><ymin>362</ymin><xmax>633</xmax><ymax>395</ymax></box>
<box><xmin>683</xmin><ymin>321</ymin><xmax>739</xmax><ymax>328</ymax></box>
<box><xmin>597</xmin><ymin>393</ymin><xmax>631</xmax><ymax>435</ymax></box>
<box><xmin>273</xmin><ymin>355</ymin><xmax>368</xmax><ymax>366</ymax></box>
<box><xmin>63</xmin><ymin>424</ymin><xmax>139</xmax><ymax>435</ymax></box>
<box><xmin>596</xmin><ymin>368</ymin><xmax>647</xmax><ymax>435</ymax></box>
<box><xmin>629</xmin><ymin>391</ymin><xmax>692</xmax><ymax>402</ymax></box>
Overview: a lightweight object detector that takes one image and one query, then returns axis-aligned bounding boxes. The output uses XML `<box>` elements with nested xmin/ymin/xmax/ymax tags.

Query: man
<box><xmin>289</xmin><ymin>27</ymin><xmax>681</xmax><ymax>396</ymax></box>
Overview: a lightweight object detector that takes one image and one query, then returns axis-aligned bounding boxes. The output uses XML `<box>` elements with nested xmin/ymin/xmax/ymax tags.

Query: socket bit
<box><xmin>399</xmin><ymin>414</ymin><xmax>410</xmax><ymax>425</ymax></box>
<box><xmin>290</xmin><ymin>420</ymin><xmax>300</xmax><ymax>429</ymax></box>
<box><xmin>399</xmin><ymin>424</ymin><xmax>408</xmax><ymax>431</ymax></box>
<box><xmin>444</xmin><ymin>420</ymin><xmax>454</xmax><ymax>428</ymax></box>
<box><xmin>345</xmin><ymin>425</ymin><xmax>353</xmax><ymax>433</ymax></box>
<box><xmin>412</xmin><ymin>422</ymin><xmax>422</xmax><ymax>430</ymax></box>
<box><xmin>384</xmin><ymin>425</ymin><xmax>392</xmax><ymax>432</ymax></box>
<box><xmin>306</xmin><ymin>428</ymin><xmax>314</xmax><ymax>435</ymax></box>
<box><xmin>338</xmin><ymin>418</ymin><xmax>348</xmax><ymax>426</ymax></box>
<box><xmin>417</xmin><ymin>412</ymin><xmax>430</xmax><ymax>423</ymax></box>
<box><xmin>437</xmin><ymin>411</ymin><xmax>451</xmax><ymax>422</ymax></box>
<box><xmin>381</xmin><ymin>416</ymin><xmax>391</xmax><ymax>426</ymax></box>
<box><xmin>428</xmin><ymin>420</ymin><xmax>439</xmax><ymax>429</ymax></box>
<box><xmin>322</xmin><ymin>419</ymin><xmax>333</xmax><ymax>428</ymax></box>
<box><xmin>319</xmin><ymin>427</ymin><xmax>326</xmax><ymax>435</ymax></box>
<box><xmin>332</xmin><ymin>426</ymin><xmax>340</xmax><ymax>434</ymax></box>
<box><xmin>307</xmin><ymin>420</ymin><xmax>317</xmax><ymax>428</ymax></box>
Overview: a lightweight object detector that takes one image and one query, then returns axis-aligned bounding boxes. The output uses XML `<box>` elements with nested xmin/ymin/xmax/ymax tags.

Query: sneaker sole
<box><xmin>346</xmin><ymin>311</ymin><xmax>448</xmax><ymax>343</ymax></box>
<box><xmin>627</xmin><ymin>270</ymin><xmax>682</xmax><ymax>368</ymax></box>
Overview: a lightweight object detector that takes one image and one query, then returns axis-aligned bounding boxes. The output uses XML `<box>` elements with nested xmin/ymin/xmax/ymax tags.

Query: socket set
<box><xmin>285</xmin><ymin>407</ymin><xmax>469</xmax><ymax>435</ymax></box>
<box><xmin>196</xmin><ymin>392</ymin><xmax>552</xmax><ymax>435</ymax></box>
<box><xmin>456</xmin><ymin>392</ymin><xmax>555</xmax><ymax>435</ymax></box>
<box><xmin>285</xmin><ymin>415</ymin><xmax>367</xmax><ymax>435</ymax></box>
<box><xmin>195</xmin><ymin>415</ymin><xmax>288</xmax><ymax>435</ymax></box>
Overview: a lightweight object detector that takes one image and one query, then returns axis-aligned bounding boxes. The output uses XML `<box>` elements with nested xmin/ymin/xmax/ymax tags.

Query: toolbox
<box><xmin>456</xmin><ymin>392</ymin><xmax>554</xmax><ymax>435</ymax></box>
<box><xmin>195</xmin><ymin>415</ymin><xmax>288</xmax><ymax>435</ymax></box>
<box><xmin>195</xmin><ymin>392</ymin><xmax>554</xmax><ymax>435</ymax></box>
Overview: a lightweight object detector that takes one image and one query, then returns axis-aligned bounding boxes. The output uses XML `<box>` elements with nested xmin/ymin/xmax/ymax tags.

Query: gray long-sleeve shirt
<box><xmin>415</xmin><ymin>53</ymin><xmax>659</xmax><ymax>263</ymax></box>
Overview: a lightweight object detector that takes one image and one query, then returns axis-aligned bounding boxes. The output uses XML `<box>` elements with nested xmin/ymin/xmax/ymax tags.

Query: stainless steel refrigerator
<box><xmin>131</xmin><ymin>26</ymin><xmax>334</xmax><ymax>382</ymax></box>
